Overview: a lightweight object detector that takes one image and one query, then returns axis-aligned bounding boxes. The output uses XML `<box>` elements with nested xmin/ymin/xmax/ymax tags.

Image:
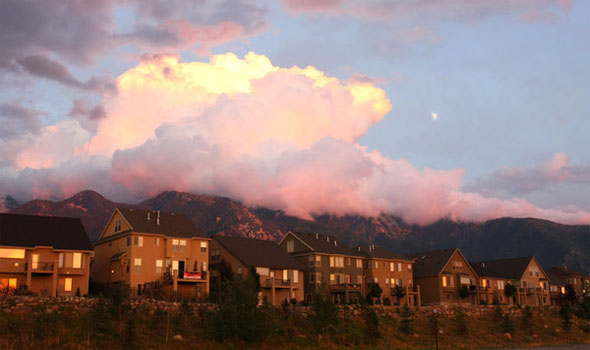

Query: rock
<box><xmin>438</xmin><ymin>329</ymin><xmax>444</xmax><ymax>335</ymax></box>
<box><xmin>504</xmin><ymin>332</ymin><xmax>512</xmax><ymax>340</ymax></box>
<box><xmin>173</xmin><ymin>334</ymin><xmax>183</xmax><ymax>341</ymax></box>
<box><xmin>543</xmin><ymin>324</ymin><xmax>549</xmax><ymax>329</ymax></box>
<box><xmin>412</xmin><ymin>333</ymin><xmax>420</xmax><ymax>339</ymax></box>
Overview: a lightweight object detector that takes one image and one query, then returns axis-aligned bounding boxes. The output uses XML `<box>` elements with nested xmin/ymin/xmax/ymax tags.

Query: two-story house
<box><xmin>356</xmin><ymin>244</ymin><xmax>420</xmax><ymax>306</ymax></box>
<box><xmin>209</xmin><ymin>235</ymin><xmax>305</xmax><ymax>305</ymax></box>
<box><xmin>0</xmin><ymin>213</ymin><xmax>93</xmax><ymax>296</ymax></box>
<box><xmin>407</xmin><ymin>248</ymin><xmax>479</xmax><ymax>305</ymax></box>
<box><xmin>279</xmin><ymin>231</ymin><xmax>365</xmax><ymax>303</ymax></box>
<box><xmin>547</xmin><ymin>266</ymin><xmax>589</xmax><ymax>299</ymax></box>
<box><xmin>92</xmin><ymin>208</ymin><xmax>210</xmax><ymax>299</ymax></box>
<box><xmin>470</xmin><ymin>256</ymin><xmax>551</xmax><ymax>306</ymax></box>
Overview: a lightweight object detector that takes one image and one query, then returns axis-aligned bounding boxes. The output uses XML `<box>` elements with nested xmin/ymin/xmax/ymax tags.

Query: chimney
<box><xmin>482</xmin><ymin>262</ymin><xmax>486</xmax><ymax>268</ymax></box>
<box><xmin>358</xmin><ymin>246</ymin><xmax>361</xmax><ymax>252</ymax></box>
<box><xmin>315</xmin><ymin>233</ymin><xmax>319</xmax><ymax>239</ymax></box>
<box><xmin>147</xmin><ymin>212</ymin><xmax>150</xmax><ymax>220</ymax></box>
<box><xmin>157</xmin><ymin>218</ymin><xmax>160</xmax><ymax>226</ymax></box>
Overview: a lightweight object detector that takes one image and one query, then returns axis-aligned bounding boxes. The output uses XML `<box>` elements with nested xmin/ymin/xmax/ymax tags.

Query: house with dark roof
<box><xmin>355</xmin><ymin>244</ymin><xmax>420</xmax><ymax>306</ymax></box>
<box><xmin>406</xmin><ymin>248</ymin><xmax>479</xmax><ymax>305</ymax></box>
<box><xmin>0</xmin><ymin>213</ymin><xmax>93</xmax><ymax>297</ymax></box>
<box><xmin>470</xmin><ymin>256</ymin><xmax>551</xmax><ymax>306</ymax></box>
<box><xmin>210</xmin><ymin>235</ymin><xmax>305</xmax><ymax>305</ymax></box>
<box><xmin>278</xmin><ymin>231</ymin><xmax>365</xmax><ymax>303</ymax></box>
<box><xmin>547</xmin><ymin>266</ymin><xmax>590</xmax><ymax>300</ymax></box>
<box><xmin>546</xmin><ymin>270</ymin><xmax>568</xmax><ymax>306</ymax></box>
<box><xmin>91</xmin><ymin>208</ymin><xmax>210</xmax><ymax>299</ymax></box>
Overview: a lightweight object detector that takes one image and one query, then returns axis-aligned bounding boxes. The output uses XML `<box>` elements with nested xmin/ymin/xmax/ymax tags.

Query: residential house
<box><xmin>92</xmin><ymin>208</ymin><xmax>209</xmax><ymax>299</ymax></box>
<box><xmin>406</xmin><ymin>248</ymin><xmax>479</xmax><ymax>305</ymax></box>
<box><xmin>470</xmin><ymin>256</ymin><xmax>551</xmax><ymax>306</ymax></box>
<box><xmin>546</xmin><ymin>270</ymin><xmax>567</xmax><ymax>306</ymax></box>
<box><xmin>547</xmin><ymin>266</ymin><xmax>590</xmax><ymax>299</ymax></box>
<box><xmin>0</xmin><ymin>213</ymin><xmax>93</xmax><ymax>296</ymax></box>
<box><xmin>355</xmin><ymin>244</ymin><xmax>420</xmax><ymax>306</ymax></box>
<box><xmin>209</xmin><ymin>235</ymin><xmax>305</xmax><ymax>305</ymax></box>
<box><xmin>279</xmin><ymin>231</ymin><xmax>365</xmax><ymax>303</ymax></box>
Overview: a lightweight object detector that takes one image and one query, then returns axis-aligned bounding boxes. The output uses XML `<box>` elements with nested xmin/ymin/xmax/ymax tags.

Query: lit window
<box><xmin>64</xmin><ymin>278</ymin><xmax>72</xmax><ymax>292</ymax></box>
<box><xmin>330</xmin><ymin>256</ymin><xmax>335</xmax><ymax>267</ymax></box>
<box><xmin>374</xmin><ymin>261</ymin><xmax>378</xmax><ymax>269</ymax></box>
<box><xmin>283</xmin><ymin>269</ymin><xmax>288</xmax><ymax>281</ymax></box>
<box><xmin>156</xmin><ymin>260</ymin><xmax>163</xmax><ymax>274</ymax></box>
<box><xmin>345</xmin><ymin>258</ymin><xmax>351</xmax><ymax>266</ymax></box>
<box><xmin>200</xmin><ymin>241</ymin><xmax>207</xmax><ymax>253</ymax></box>
<box><xmin>390</xmin><ymin>262</ymin><xmax>394</xmax><ymax>272</ymax></box>
<box><xmin>72</xmin><ymin>253</ymin><xmax>82</xmax><ymax>269</ymax></box>
<box><xmin>256</xmin><ymin>267</ymin><xmax>269</xmax><ymax>276</ymax></box>
<box><xmin>386</xmin><ymin>278</ymin><xmax>390</xmax><ymax>285</ymax></box>
<box><xmin>330</xmin><ymin>274</ymin><xmax>336</xmax><ymax>284</ymax></box>
<box><xmin>293</xmin><ymin>270</ymin><xmax>299</xmax><ymax>283</ymax></box>
<box><xmin>134</xmin><ymin>236</ymin><xmax>143</xmax><ymax>247</ymax></box>
<box><xmin>356</xmin><ymin>259</ymin><xmax>362</xmax><ymax>268</ymax></box>
<box><xmin>374</xmin><ymin>277</ymin><xmax>378</xmax><ymax>283</ymax></box>
<box><xmin>397</xmin><ymin>263</ymin><xmax>402</xmax><ymax>272</ymax></box>
<box><xmin>357</xmin><ymin>275</ymin><xmax>363</xmax><ymax>284</ymax></box>
<box><xmin>134</xmin><ymin>258</ymin><xmax>142</xmax><ymax>273</ymax></box>
<box><xmin>0</xmin><ymin>278</ymin><xmax>17</xmax><ymax>289</ymax></box>
<box><xmin>58</xmin><ymin>253</ymin><xmax>64</xmax><ymax>268</ymax></box>
<box><xmin>316</xmin><ymin>256</ymin><xmax>321</xmax><ymax>267</ymax></box>
<box><xmin>32</xmin><ymin>254</ymin><xmax>39</xmax><ymax>269</ymax></box>
<box><xmin>0</xmin><ymin>248</ymin><xmax>25</xmax><ymax>259</ymax></box>
<box><xmin>155</xmin><ymin>237</ymin><xmax>160</xmax><ymax>245</ymax></box>
<box><xmin>201</xmin><ymin>262</ymin><xmax>207</xmax><ymax>272</ymax></box>
<box><xmin>408</xmin><ymin>264</ymin><xmax>412</xmax><ymax>271</ymax></box>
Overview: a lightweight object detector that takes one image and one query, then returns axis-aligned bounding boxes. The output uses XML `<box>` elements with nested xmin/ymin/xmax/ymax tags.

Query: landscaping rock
<box><xmin>504</xmin><ymin>332</ymin><xmax>512</xmax><ymax>340</ymax></box>
<box><xmin>173</xmin><ymin>334</ymin><xmax>183</xmax><ymax>341</ymax></box>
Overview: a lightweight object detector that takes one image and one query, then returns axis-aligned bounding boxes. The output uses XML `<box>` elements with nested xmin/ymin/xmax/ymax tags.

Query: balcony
<box><xmin>262</xmin><ymin>277</ymin><xmax>292</xmax><ymax>288</ymax></box>
<box><xmin>328</xmin><ymin>283</ymin><xmax>361</xmax><ymax>293</ymax></box>
<box><xmin>179</xmin><ymin>271</ymin><xmax>207</xmax><ymax>282</ymax></box>
<box><xmin>27</xmin><ymin>261</ymin><xmax>55</xmax><ymax>273</ymax></box>
<box><xmin>391</xmin><ymin>285</ymin><xmax>420</xmax><ymax>296</ymax></box>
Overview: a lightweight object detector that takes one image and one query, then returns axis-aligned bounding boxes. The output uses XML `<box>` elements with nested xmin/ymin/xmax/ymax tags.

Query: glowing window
<box><xmin>0</xmin><ymin>248</ymin><xmax>25</xmax><ymax>259</ymax></box>
<box><xmin>73</xmin><ymin>253</ymin><xmax>82</xmax><ymax>269</ymax></box>
<box><xmin>64</xmin><ymin>278</ymin><xmax>72</xmax><ymax>292</ymax></box>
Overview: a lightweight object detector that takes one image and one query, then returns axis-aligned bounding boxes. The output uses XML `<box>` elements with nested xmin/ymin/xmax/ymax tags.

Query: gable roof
<box><xmin>405</xmin><ymin>249</ymin><xmax>456</xmax><ymax>277</ymax></box>
<box><xmin>546</xmin><ymin>271</ymin><xmax>567</xmax><ymax>286</ymax></box>
<box><xmin>470</xmin><ymin>256</ymin><xmax>536</xmax><ymax>280</ymax></box>
<box><xmin>212</xmin><ymin>235</ymin><xmax>305</xmax><ymax>270</ymax></box>
<box><xmin>117</xmin><ymin>208</ymin><xmax>204</xmax><ymax>238</ymax></box>
<box><xmin>286</xmin><ymin>231</ymin><xmax>363</xmax><ymax>257</ymax></box>
<box><xmin>0</xmin><ymin>213</ymin><xmax>92</xmax><ymax>251</ymax></box>
<box><xmin>547</xmin><ymin>266</ymin><xmax>590</xmax><ymax>279</ymax></box>
<box><xmin>355</xmin><ymin>245</ymin><xmax>412</xmax><ymax>262</ymax></box>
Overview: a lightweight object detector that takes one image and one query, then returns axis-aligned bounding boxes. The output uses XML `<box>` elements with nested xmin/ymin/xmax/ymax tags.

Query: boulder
<box><xmin>504</xmin><ymin>332</ymin><xmax>512</xmax><ymax>340</ymax></box>
<box><xmin>173</xmin><ymin>334</ymin><xmax>183</xmax><ymax>341</ymax></box>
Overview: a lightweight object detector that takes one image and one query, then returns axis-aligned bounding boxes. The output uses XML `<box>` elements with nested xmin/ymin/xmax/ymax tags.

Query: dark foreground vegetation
<box><xmin>1</xmin><ymin>274</ymin><xmax>589</xmax><ymax>350</ymax></box>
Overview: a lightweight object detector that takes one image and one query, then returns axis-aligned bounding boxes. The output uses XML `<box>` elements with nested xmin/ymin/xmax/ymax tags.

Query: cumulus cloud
<box><xmin>0</xmin><ymin>102</ymin><xmax>42</xmax><ymax>139</ymax></box>
<box><xmin>1</xmin><ymin>52</ymin><xmax>589</xmax><ymax>225</ymax></box>
<box><xmin>469</xmin><ymin>152</ymin><xmax>590</xmax><ymax>197</ymax></box>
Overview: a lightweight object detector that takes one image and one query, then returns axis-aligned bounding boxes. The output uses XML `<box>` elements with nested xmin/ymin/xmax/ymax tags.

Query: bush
<box><xmin>454</xmin><ymin>306</ymin><xmax>468</xmax><ymax>335</ymax></box>
<box><xmin>560</xmin><ymin>302</ymin><xmax>573</xmax><ymax>330</ymax></box>
<box><xmin>501</xmin><ymin>314</ymin><xmax>515</xmax><ymax>334</ymax></box>
<box><xmin>383</xmin><ymin>298</ymin><xmax>391</xmax><ymax>306</ymax></box>
<box><xmin>480</xmin><ymin>299</ymin><xmax>488</xmax><ymax>306</ymax></box>
<box><xmin>493</xmin><ymin>304</ymin><xmax>503</xmax><ymax>322</ymax></box>
<box><xmin>459</xmin><ymin>285</ymin><xmax>469</xmax><ymax>299</ymax></box>
<box><xmin>399</xmin><ymin>304</ymin><xmax>414</xmax><ymax>334</ymax></box>
<box><xmin>361</xmin><ymin>306</ymin><xmax>380</xmax><ymax>343</ymax></box>
<box><xmin>522</xmin><ymin>305</ymin><xmax>533</xmax><ymax>327</ymax></box>
<box><xmin>309</xmin><ymin>290</ymin><xmax>339</xmax><ymax>341</ymax></box>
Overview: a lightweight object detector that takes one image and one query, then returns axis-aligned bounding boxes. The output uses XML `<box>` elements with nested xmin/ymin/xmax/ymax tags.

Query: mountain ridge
<box><xmin>6</xmin><ymin>190</ymin><xmax>590</xmax><ymax>274</ymax></box>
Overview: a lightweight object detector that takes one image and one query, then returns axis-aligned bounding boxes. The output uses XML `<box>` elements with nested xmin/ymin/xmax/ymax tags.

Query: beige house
<box><xmin>92</xmin><ymin>208</ymin><xmax>209</xmax><ymax>299</ymax></box>
<box><xmin>356</xmin><ymin>244</ymin><xmax>420</xmax><ymax>306</ymax></box>
<box><xmin>279</xmin><ymin>231</ymin><xmax>365</xmax><ymax>303</ymax></box>
<box><xmin>210</xmin><ymin>235</ymin><xmax>305</xmax><ymax>305</ymax></box>
<box><xmin>407</xmin><ymin>248</ymin><xmax>479</xmax><ymax>305</ymax></box>
<box><xmin>0</xmin><ymin>213</ymin><xmax>93</xmax><ymax>297</ymax></box>
<box><xmin>471</xmin><ymin>256</ymin><xmax>551</xmax><ymax>306</ymax></box>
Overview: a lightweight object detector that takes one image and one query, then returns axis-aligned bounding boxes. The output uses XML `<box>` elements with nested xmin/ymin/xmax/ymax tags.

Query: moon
<box><xmin>431</xmin><ymin>112</ymin><xmax>438</xmax><ymax>120</ymax></box>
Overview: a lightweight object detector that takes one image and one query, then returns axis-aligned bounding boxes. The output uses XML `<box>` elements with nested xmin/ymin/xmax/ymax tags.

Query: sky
<box><xmin>1</xmin><ymin>0</ymin><xmax>589</xmax><ymax>225</ymax></box>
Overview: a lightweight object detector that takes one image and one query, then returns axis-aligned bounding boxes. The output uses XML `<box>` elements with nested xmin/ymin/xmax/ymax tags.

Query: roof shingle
<box><xmin>470</xmin><ymin>256</ymin><xmax>534</xmax><ymax>280</ymax></box>
<box><xmin>405</xmin><ymin>249</ymin><xmax>456</xmax><ymax>277</ymax></box>
<box><xmin>118</xmin><ymin>208</ymin><xmax>203</xmax><ymax>238</ymax></box>
<box><xmin>288</xmin><ymin>231</ymin><xmax>363</xmax><ymax>257</ymax></box>
<box><xmin>213</xmin><ymin>235</ymin><xmax>305</xmax><ymax>270</ymax></box>
<box><xmin>0</xmin><ymin>213</ymin><xmax>92</xmax><ymax>251</ymax></box>
<box><xmin>355</xmin><ymin>245</ymin><xmax>412</xmax><ymax>261</ymax></box>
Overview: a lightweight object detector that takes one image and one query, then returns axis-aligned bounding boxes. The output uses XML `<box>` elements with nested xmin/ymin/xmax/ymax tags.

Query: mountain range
<box><xmin>5</xmin><ymin>190</ymin><xmax>590</xmax><ymax>274</ymax></box>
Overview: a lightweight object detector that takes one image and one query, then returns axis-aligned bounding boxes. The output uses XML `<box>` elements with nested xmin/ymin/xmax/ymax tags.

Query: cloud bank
<box><xmin>1</xmin><ymin>52</ymin><xmax>589</xmax><ymax>225</ymax></box>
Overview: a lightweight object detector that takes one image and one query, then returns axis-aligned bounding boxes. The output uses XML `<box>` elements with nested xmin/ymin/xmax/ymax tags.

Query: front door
<box><xmin>179</xmin><ymin>261</ymin><xmax>185</xmax><ymax>279</ymax></box>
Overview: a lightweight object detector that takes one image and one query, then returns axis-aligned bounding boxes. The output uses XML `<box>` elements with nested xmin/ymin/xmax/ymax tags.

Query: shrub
<box><xmin>480</xmin><ymin>299</ymin><xmax>488</xmax><ymax>306</ymax></box>
<box><xmin>493</xmin><ymin>304</ymin><xmax>503</xmax><ymax>322</ymax></box>
<box><xmin>383</xmin><ymin>298</ymin><xmax>391</xmax><ymax>306</ymax></box>
<box><xmin>368</xmin><ymin>283</ymin><xmax>383</xmax><ymax>304</ymax></box>
<box><xmin>454</xmin><ymin>306</ymin><xmax>468</xmax><ymax>335</ymax></box>
<box><xmin>361</xmin><ymin>306</ymin><xmax>380</xmax><ymax>343</ymax></box>
<box><xmin>522</xmin><ymin>305</ymin><xmax>533</xmax><ymax>327</ymax></box>
<box><xmin>501</xmin><ymin>314</ymin><xmax>515</xmax><ymax>334</ymax></box>
<box><xmin>504</xmin><ymin>284</ymin><xmax>516</xmax><ymax>300</ymax></box>
<box><xmin>399</xmin><ymin>304</ymin><xmax>414</xmax><ymax>335</ymax></box>
<box><xmin>309</xmin><ymin>290</ymin><xmax>339</xmax><ymax>342</ymax></box>
<box><xmin>458</xmin><ymin>285</ymin><xmax>469</xmax><ymax>299</ymax></box>
<box><xmin>560</xmin><ymin>302</ymin><xmax>573</xmax><ymax>330</ymax></box>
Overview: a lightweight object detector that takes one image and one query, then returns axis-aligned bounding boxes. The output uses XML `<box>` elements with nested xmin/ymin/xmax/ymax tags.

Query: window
<box><xmin>287</xmin><ymin>240</ymin><xmax>294</xmax><ymax>252</ymax></box>
<box><xmin>32</xmin><ymin>254</ymin><xmax>39</xmax><ymax>269</ymax></box>
<box><xmin>200</xmin><ymin>241</ymin><xmax>207</xmax><ymax>253</ymax></box>
<box><xmin>561</xmin><ymin>286</ymin><xmax>566</xmax><ymax>294</ymax></box>
<box><xmin>73</xmin><ymin>253</ymin><xmax>82</xmax><ymax>269</ymax></box>
<box><xmin>345</xmin><ymin>258</ymin><xmax>351</xmax><ymax>266</ymax></box>
<box><xmin>374</xmin><ymin>261</ymin><xmax>378</xmax><ymax>269</ymax></box>
<box><xmin>126</xmin><ymin>237</ymin><xmax>131</xmax><ymax>246</ymax></box>
<box><xmin>356</xmin><ymin>259</ymin><xmax>362</xmax><ymax>268</ymax></box>
<box><xmin>283</xmin><ymin>269</ymin><xmax>288</xmax><ymax>281</ymax></box>
<box><xmin>134</xmin><ymin>258</ymin><xmax>142</xmax><ymax>273</ymax></box>
<box><xmin>315</xmin><ymin>256</ymin><xmax>321</xmax><ymax>267</ymax></box>
<box><xmin>64</xmin><ymin>278</ymin><xmax>72</xmax><ymax>292</ymax></box>
<box><xmin>0</xmin><ymin>248</ymin><xmax>25</xmax><ymax>259</ymax></box>
<box><xmin>172</xmin><ymin>239</ymin><xmax>187</xmax><ymax>252</ymax></box>
<box><xmin>134</xmin><ymin>236</ymin><xmax>143</xmax><ymax>247</ymax></box>
<box><xmin>201</xmin><ymin>262</ymin><xmax>208</xmax><ymax>272</ymax></box>
<box><xmin>385</xmin><ymin>278</ymin><xmax>389</xmax><ymax>285</ymax></box>
<box><xmin>481</xmin><ymin>279</ymin><xmax>488</xmax><ymax>287</ymax></box>
<box><xmin>452</xmin><ymin>261</ymin><xmax>463</xmax><ymax>270</ymax></box>
<box><xmin>397</xmin><ymin>278</ymin><xmax>402</xmax><ymax>286</ymax></box>
<box><xmin>256</xmin><ymin>267</ymin><xmax>269</xmax><ymax>276</ymax></box>
<box><xmin>0</xmin><ymin>278</ymin><xmax>17</xmax><ymax>289</ymax></box>
<box><xmin>442</xmin><ymin>276</ymin><xmax>453</xmax><ymax>287</ymax></box>
<box><xmin>374</xmin><ymin>277</ymin><xmax>378</xmax><ymax>283</ymax></box>
<box><xmin>114</xmin><ymin>219</ymin><xmax>121</xmax><ymax>232</ymax></box>
<box><xmin>408</xmin><ymin>264</ymin><xmax>412</xmax><ymax>271</ymax></box>
<box><xmin>460</xmin><ymin>277</ymin><xmax>471</xmax><ymax>285</ymax></box>
<box><xmin>309</xmin><ymin>256</ymin><xmax>315</xmax><ymax>267</ymax></box>
<box><xmin>330</xmin><ymin>256</ymin><xmax>334</xmax><ymax>267</ymax></box>
<box><xmin>293</xmin><ymin>270</ymin><xmax>299</xmax><ymax>283</ymax></box>
<box><xmin>310</xmin><ymin>273</ymin><xmax>315</xmax><ymax>283</ymax></box>
<box><xmin>357</xmin><ymin>275</ymin><xmax>363</xmax><ymax>284</ymax></box>
<box><xmin>330</xmin><ymin>274</ymin><xmax>336</xmax><ymax>284</ymax></box>
<box><xmin>58</xmin><ymin>253</ymin><xmax>64</xmax><ymax>268</ymax></box>
<box><xmin>498</xmin><ymin>280</ymin><xmax>505</xmax><ymax>290</ymax></box>
<box><xmin>390</xmin><ymin>262</ymin><xmax>394</xmax><ymax>272</ymax></box>
<box><xmin>155</xmin><ymin>237</ymin><xmax>160</xmax><ymax>245</ymax></box>
<box><xmin>316</xmin><ymin>272</ymin><xmax>322</xmax><ymax>283</ymax></box>
<box><xmin>237</xmin><ymin>267</ymin><xmax>242</xmax><ymax>275</ymax></box>
<box><xmin>550</xmin><ymin>286</ymin><xmax>557</xmax><ymax>292</ymax></box>
<box><xmin>397</xmin><ymin>263</ymin><xmax>402</xmax><ymax>272</ymax></box>
<box><xmin>155</xmin><ymin>260</ymin><xmax>163</xmax><ymax>274</ymax></box>
<box><xmin>446</xmin><ymin>293</ymin><xmax>451</xmax><ymax>300</ymax></box>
